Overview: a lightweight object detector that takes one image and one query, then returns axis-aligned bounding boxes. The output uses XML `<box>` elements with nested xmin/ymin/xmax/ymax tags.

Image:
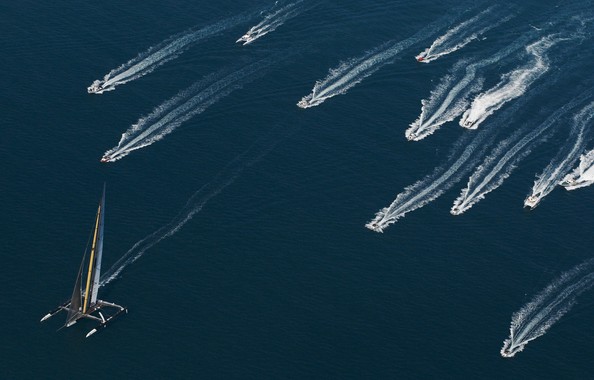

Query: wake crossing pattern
<box><xmin>560</xmin><ymin>149</ymin><xmax>594</xmax><ymax>190</ymax></box>
<box><xmin>524</xmin><ymin>100</ymin><xmax>594</xmax><ymax>208</ymax></box>
<box><xmin>406</xmin><ymin>32</ymin><xmax>538</xmax><ymax>141</ymax></box>
<box><xmin>459</xmin><ymin>35</ymin><xmax>561</xmax><ymax>130</ymax></box>
<box><xmin>451</xmin><ymin>96</ymin><xmax>586</xmax><ymax>215</ymax></box>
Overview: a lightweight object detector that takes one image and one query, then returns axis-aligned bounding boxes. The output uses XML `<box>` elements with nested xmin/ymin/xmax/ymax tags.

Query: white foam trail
<box><xmin>406</xmin><ymin>62</ymin><xmax>484</xmax><ymax>141</ymax></box>
<box><xmin>88</xmin><ymin>13</ymin><xmax>251</xmax><ymax>94</ymax></box>
<box><xmin>102</xmin><ymin>57</ymin><xmax>280</xmax><ymax>162</ymax></box>
<box><xmin>407</xmin><ymin>32</ymin><xmax>538</xmax><ymax>141</ymax></box>
<box><xmin>366</xmin><ymin>130</ymin><xmax>493</xmax><ymax>233</ymax></box>
<box><xmin>236</xmin><ymin>0</ymin><xmax>306</xmax><ymax>45</ymax></box>
<box><xmin>452</xmin><ymin>97</ymin><xmax>583</xmax><ymax>215</ymax></box>
<box><xmin>297</xmin><ymin>13</ymin><xmax>457</xmax><ymax>108</ymax></box>
<box><xmin>100</xmin><ymin>126</ymin><xmax>291</xmax><ymax>287</ymax></box>
<box><xmin>560</xmin><ymin>149</ymin><xmax>594</xmax><ymax>190</ymax></box>
<box><xmin>525</xmin><ymin>101</ymin><xmax>594</xmax><ymax>208</ymax></box>
<box><xmin>501</xmin><ymin>258</ymin><xmax>594</xmax><ymax>358</ymax></box>
<box><xmin>460</xmin><ymin>35</ymin><xmax>561</xmax><ymax>130</ymax></box>
<box><xmin>415</xmin><ymin>6</ymin><xmax>514</xmax><ymax>63</ymax></box>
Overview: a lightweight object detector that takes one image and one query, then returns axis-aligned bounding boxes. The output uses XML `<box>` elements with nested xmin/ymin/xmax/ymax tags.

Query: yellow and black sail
<box><xmin>40</xmin><ymin>184</ymin><xmax>126</xmax><ymax>337</ymax></box>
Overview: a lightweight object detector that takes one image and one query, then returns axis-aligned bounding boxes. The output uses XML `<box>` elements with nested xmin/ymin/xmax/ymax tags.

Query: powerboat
<box><xmin>100</xmin><ymin>155</ymin><xmax>111</xmax><ymax>163</ymax></box>
<box><xmin>462</xmin><ymin>119</ymin><xmax>475</xmax><ymax>128</ymax></box>
<box><xmin>524</xmin><ymin>193</ymin><xmax>541</xmax><ymax>209</ymax></box>
<box><xmin>406</xmin><ymin>132</ymin><xmax>417</xmax><ymax>141</ymax></box>
<box><xmin>560</xmin><ymin>176</ymin><xmax>593</xmax><ymax>190</ymax></box>
<box><xmin>559</xmin><ymin>176</ymin><xmax>576</xmax><ymax>188</ymax></box>
<box><xmin>366</xmin><ymin>221</ymin><xmax>383</xmax><ymax>233</ymax></box>
<box><xmin>87</xmin><ymin>81</ymin><xmax>104</xmax><ymax>94</ymax></box>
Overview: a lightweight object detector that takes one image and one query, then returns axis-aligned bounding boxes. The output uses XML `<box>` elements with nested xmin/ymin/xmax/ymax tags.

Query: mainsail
<box><xmin>40</xmin><ymin>184</ymin><xmax>127</xmax><ymax>337</ymax></box>
<box><xmin>81</xmin><ymin>183</ymin><xmax>105</xmax><ymax>313</ymax></box>
<box><xmin>65</xmin><ymin>254</ymin><xmax>85</xmax><ymax>326</ymax></box>
<box><xmin>90</xmin><ymin>185</ymin><xmax>105</xmax><ymax>305</ymax></box>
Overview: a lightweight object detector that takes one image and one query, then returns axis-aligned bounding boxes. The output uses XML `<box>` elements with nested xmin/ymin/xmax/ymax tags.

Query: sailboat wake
<box><xmin>100</xmin><ymin>126</ymin><xmax>292</xmax><ymax>287</ymax></box>
<box><xmin>297</xmin><ymin>12</ymin><xmax>458</xmax><ymax>108</ymax></box>
<box><xmin>415</xmin><ymin>6</ymin><xmax>513</xmax><ymax>63</ymax></box>
<box><xmin>525</xmin><ymin>100</ymin><xmax>594</xmax><ymax>209</ymax></box>
<box><xmin>501</xmin><ymin>258</ymin><xmax>594</xmax><ymax>358</ymax></box>
<box><xmin>102</xmin><ymin>56</ymin><xmax>282</xmax><ymax>162</ymax></box>
<box><xmin>87</xmin><ymin>13</ymin><xmax>252</xmax><ymax>94</ymax></box>
<box><xmin>366</xmin><ymin>129</ymin><xmax>493</xmax><ymax>233</ymax></box>
<box><xmin>236</xmin><ymin>0</ymin><xmax>308</xmax><ymax>45</ymax></box>
<box><xmin>459</xmin><ymin>35</ymin><xmax>561</xmax><ymax>130</ymax></box>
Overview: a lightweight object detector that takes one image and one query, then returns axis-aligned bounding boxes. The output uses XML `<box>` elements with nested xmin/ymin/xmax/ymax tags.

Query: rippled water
<box><xmin>2</xmin><ymin>0</ymin><xmax>594</xmax><ymax>377</ymax></box>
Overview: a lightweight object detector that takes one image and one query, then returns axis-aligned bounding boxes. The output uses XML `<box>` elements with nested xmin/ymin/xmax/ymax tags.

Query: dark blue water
<box><xmin>2</xmin><ymin>0</ymin><xmax>594</xmax><ymax>378</ymax></box>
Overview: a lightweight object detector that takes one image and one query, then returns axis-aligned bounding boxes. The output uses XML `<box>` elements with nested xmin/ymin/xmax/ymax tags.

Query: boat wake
<box><xmin>459</xmin><ymin>35</ymin><xmax>561</xmax><ymax>130</ymax></box>
<box><xmin>100</xmin><ymin>125</ymin><xmax>292</xmax><ymax>287</ymax></box>
<box><xmin>501</xmin><ymin>258</ymin><xmax>594</xmax><ymax>358</ymax></box>
<box><xmin>366</xmin><ymin>129</ymin><xmax>493</xmax><ymax>233</ymax></box>
<box><xmin>88</xmin><ymin>13</ymin><xmax>252</xmax><ymax>94</ymax></box>
<box><xmin>102</xmin><ymin>56</ymin><xmax>282</xmax><ymax>162</ymax></box>
<box><xmin>236</xmin><ymin>0</ymin><xmax>308</xmax><ymax>45</ymax></box>
<box><xmin>415</xmin><ymin>6</ymin><xmax>514</xmax><ymax>63</ymax></box>
<box><xmin>406</xmin><ymin>61</ymin><xmax>484</xmax><ymax>141</ymax></box>
<box><xmin>525</xmin><ymin>100</ymin><xmax>594</xmax><ymax>209</ymax></box>
<box><xmin>560</xmin><ymin>149</ymin><xmax>594</xmax><ymax>190</ymax></box>
<box><xmin>406</xmin><ymin>32</ymin><xmax>538</xmax><ymax>141</ymax></box>
<box><xmin>297</xmin><ymin>12</ymin><xmax>458</xmax><ymax>108</ymax></box>
<box><xmin>451</xmin><ymin>96</ymin><xmax>583</xmax><ymax>215</ymax></box>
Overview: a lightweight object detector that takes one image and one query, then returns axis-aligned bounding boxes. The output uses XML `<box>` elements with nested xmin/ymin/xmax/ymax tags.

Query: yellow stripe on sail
<box><xmin>83</xmin><ymin>204</ymin><xmax>102</xmax><ymax>313</ymax></box>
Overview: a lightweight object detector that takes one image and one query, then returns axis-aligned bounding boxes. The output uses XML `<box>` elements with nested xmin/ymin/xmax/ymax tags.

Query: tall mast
<box><xmin>90</xmin><ymin>184</ymin><xmax>106</xmax><ymax>304</ymax></box>
<box><xmin>41</xmin><ymin>183</ymin><xmax>127</xmax><ymax>337</ymax></box>
<box><xmin>82</xmin><ymin>186</ymin><xmax>104</xmax><ymax>313</ymax></box>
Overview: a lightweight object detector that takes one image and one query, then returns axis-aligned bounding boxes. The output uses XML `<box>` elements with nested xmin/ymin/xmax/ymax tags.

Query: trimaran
<box><xmin>40</xmin><ymin>184</ymin><xmax>127</xmax><ymax>338</ymax></box>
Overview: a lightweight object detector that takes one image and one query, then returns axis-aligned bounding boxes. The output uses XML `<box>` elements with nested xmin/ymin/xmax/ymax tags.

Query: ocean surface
<box><xmin>2</xmin><ymin>0</ymin><xmax>594</xmax><ymax>378</ymax></box>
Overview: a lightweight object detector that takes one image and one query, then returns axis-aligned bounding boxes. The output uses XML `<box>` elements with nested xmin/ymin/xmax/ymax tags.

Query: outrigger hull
<box><xmin>40</xmin><ymin>184</ymin><xmax>127</xmax><ymax>338</ymax></box>
<box><xmin>86</xmin><ymin>306</ymin><xmax>128</xmax><ymax>338</ymax></box>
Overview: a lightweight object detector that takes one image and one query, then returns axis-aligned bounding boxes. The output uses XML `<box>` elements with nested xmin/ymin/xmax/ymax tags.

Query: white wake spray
<box><xmin>406</xmin><ymin>61</ymin><xmax>484</xmax><ymax>141</ymax></box>
<box><xmin>525</xmin><ymin>100</ymin><xmax>594</xmax><ymax>208</ymax></box>
<box><xmin>415</xmin><ymin>6</ymin><xmax>514</xmax><ymax>63</ymax></box>
<box><xmin>88</xmin><ymin>13</ymin><xmax>253</xmax><ymax>94</ymax></box>
<box><xmin>100</xmin><ymin>126</ymin><xmax>292</xmax><ymax>287</ymax></box>
<box><xmin>236</xmin><ymin>0</ymin><xmax>307</xmax><ymax>45</ymax></box>
<box><xmin>406</xmin><ymin>32</ymin><xmax>538</xmax><ymax>141</ymax></box>
<box><xmin>366</xmin><ymin>130</ymin><xmax>493</xmax><ymax>233</ymax></box>
<box><xmin>560</xmin><ymin>149</ymin><xmax>594</xmax><ymax>190</ymax></box>
<box><xmin>102</xmin><ymin>56</ymin><xmax>282</xmax><ymax>162</ymax></box>
<box><xmin>501</xmin><ymin>258</ymin><xmax>594</xmax><ymax>358</ymax></box>
<box><xmin>459</xmin><ymin>35</ymin><xmax>561</xmax><ymax>130</ymax></box>
<box><xmin>297</xmin><ymin>12</ymin><xmax>458</xmax><ymax>108</ymax></box>
<box><xmin>451</xmin><ymin>96</ymin><xmax>585</xmax><ymax>215</ymax></box>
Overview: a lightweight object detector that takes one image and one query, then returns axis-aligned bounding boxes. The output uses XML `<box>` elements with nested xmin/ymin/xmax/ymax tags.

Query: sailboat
<box><xmin>40</xmin><ymin>184</ymin><xmax>127</xmax><ymax>338</ymax></box>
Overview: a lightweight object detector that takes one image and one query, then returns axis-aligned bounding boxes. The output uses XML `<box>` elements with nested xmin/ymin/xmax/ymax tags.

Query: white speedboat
<box><xmin>524</xmin><ymin>193</ymin><xmax>541</xmax><ymax>209</ymax></box>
